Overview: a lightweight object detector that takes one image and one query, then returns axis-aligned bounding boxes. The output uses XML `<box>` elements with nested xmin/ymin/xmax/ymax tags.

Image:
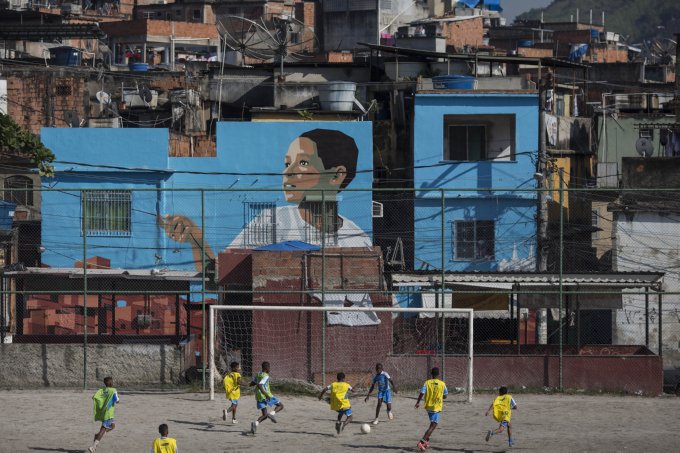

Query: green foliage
<box><xmin>297</xmin><ymin>110</ymin><xmax>315</xmax><ymax>121</ymax></box>
<box><xmin>0</xmin><ymin>113</ymin><xmax>55</xmax><ymax>176</ymax></box>
<box><xmin>516</xmin><ymin>0</ymin><xmax>680</xmax><ymax>44</ymax></box>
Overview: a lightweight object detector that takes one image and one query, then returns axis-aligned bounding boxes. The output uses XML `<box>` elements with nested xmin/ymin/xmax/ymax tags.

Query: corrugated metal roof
<box><xmin>391</xmin><ymin>272</ymin><xmax>663</xmax><ymax>288</ymax></box>
<box><xmin>2</xmin><ymin>267</ymin><xmax>203</xmax><ymax>281</ymax></box>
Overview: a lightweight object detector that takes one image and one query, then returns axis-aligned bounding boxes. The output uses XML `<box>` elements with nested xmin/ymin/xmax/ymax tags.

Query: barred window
<box><xmin>243</xmin><ymin>202</ymin><xmax>276</xmax><ymax>246</ymax></box>
<box><xmin>305</xmin><ymin>202</ymin><xmax>339</xmax><ymax>246</ymax></box>
<box><xmin>453</xmin><ymin>220</ymin><xmax>495</xmax><ymax>261</ymax></box>
<box><xmin>82</xmin><ymin>190</ymin><xmax>131</xmax><ymax>236</ymax></box>
<box><xmin>4</xmin><ymin>175</ymin><xmax>33</xmax><ymax>206</ymax></box>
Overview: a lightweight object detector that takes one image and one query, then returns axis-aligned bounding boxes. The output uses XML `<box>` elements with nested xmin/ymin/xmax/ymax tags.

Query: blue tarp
<box><xmin>484</xmin><ymin>0</ymin><xmax>502</xmax><ymax>12</ymax></box>
<box><xmin>569</xmin><ymin>43</ymin><xmax>589</xmax><ymax>61</ymax></box>
<box><xmin>457</xmin><ymin>0</ymin><xmax>481</xmax><ymax>8</ymax></box>
<box><xmin>254</xmin><ymin>240</ymin><xmax>321</xmax><ymax>251</ymax></box>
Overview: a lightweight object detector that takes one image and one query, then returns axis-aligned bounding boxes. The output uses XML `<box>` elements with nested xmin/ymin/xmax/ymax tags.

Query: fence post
<box><xmin>201</xmin><ymin>189</ymin><xmax>206</xmax><ymax>391</ymax></box>
<box><xmin>82</xmin><ymin>191</ymin><xmax>88</xmax><ymax>390</ymax></box>
<box><xmin>558</xmin><ymin>169</ymin><xmax>564</xmax><ymax>391</ymax></box>
<box><xmin>321</xmin><ymin>189</ymin><xmax>326</xmax><ymax>388</ymax></box>
<box><xmin>440</xmin><ymin>189</ymin><xmax>446</xmax><ymax>382</ymax></box>
<box><xmin>645</xmin><ymin>288</ymin><xmax>649</xmax><ymax>348</ymax></box>
<box><xmin>658</xmin><ymin>291</ymin><xmax>663</xmax><ymax>359</ymax></box>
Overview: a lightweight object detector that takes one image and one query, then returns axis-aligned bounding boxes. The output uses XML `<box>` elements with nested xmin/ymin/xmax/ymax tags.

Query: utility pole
<box><xmin>675</xmin><ymin>33</ymin><xmax>680</xmax><ymax>124</ymax></box>
<box><xmin>537</xmin><ymin>86</ymin><xmax>549</xmax><ymax>344</ymax></box>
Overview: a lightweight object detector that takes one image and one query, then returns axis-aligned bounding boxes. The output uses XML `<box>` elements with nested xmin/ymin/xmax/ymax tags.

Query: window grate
<box><xmin>305</xmin><ymin>202</ymin><xmax>339</xmax><ymax>246</ymax></box>
<box><xmin>81</xmin><ymin>190</ymin><xmax>131</xmax><ymax>236</ymax></box>
<box><xmin>243</xmin><ymin>202</ymin><xmax>276</xmax><ymax>246</ymax></box>
<box><xmin>453</xmin><ymin>220</ymin><xmax>495</xmax><ymax>261</ymax></box>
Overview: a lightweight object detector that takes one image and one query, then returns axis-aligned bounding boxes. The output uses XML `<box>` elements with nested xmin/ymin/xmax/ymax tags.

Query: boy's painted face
<box><xmin>283</xmin><ymin>137</ymin><xmax>345</xmax><ymax>203</ymax></box>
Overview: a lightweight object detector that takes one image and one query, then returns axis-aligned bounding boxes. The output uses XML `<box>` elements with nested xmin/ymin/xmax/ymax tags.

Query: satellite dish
<box><xmin>139</xmin><ymin>85</ymin><xmax>153</xmax><ymax>103</ymax></box>
<box><xmin>635</xmin><ymin>137</ymin><xmax>654</xmax><ymax>157</ymax></box>
<box><xmin>96</xmin><ymin>90</ymin><xmax>111</xmax><ymax>105</ymax></box>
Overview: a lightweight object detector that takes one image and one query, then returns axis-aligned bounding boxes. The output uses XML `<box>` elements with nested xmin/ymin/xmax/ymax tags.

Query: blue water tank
<box><xmin>432</xmin><ymin>75</ymin><xmax>476</xmax><ymax>90</ymax></box>
<box><xmin>129</xmin><ymin>62</ymin><xmax>149</xmax><ymax>72</ymax></box>
<box><xmin>50</xmin><ymin>47</ymin><xmax>81</xmax><ymax>66</ymax></box>
<box><xmin>0</xmin><ymin>201</ymin><xmax>16</xmax><ymax>231</ymax></box>
<box><xmin>517</xmin><ymin>39</ymin><xmax>534</xmax><ymax>48</ymax></box>
<box><xmin>591</xmin><ymin>29</ymin><xmax>600</xmax><ymax>39</ymax></box>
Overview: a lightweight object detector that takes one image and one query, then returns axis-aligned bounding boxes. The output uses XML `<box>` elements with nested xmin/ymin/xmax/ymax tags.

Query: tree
<box><xmin>0</xmin><ymin>113</ymin><xmax>55</xmax><ymax>176</ymax></box>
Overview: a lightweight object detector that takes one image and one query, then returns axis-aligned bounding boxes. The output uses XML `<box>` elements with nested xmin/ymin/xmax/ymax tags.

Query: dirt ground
<box><xmin>0</xmin><ymin>390</ymin><xmax>677</xmax><ymax>452</ymax></box>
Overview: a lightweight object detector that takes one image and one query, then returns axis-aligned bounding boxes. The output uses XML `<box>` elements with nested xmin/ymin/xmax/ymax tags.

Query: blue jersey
<box><xmin>372</xmin><ymin>371</ymin><xmax>391</xmax><ymax>392</ymax></box>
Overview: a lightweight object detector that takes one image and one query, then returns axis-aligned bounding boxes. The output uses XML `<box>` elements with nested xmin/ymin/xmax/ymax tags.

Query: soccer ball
<box><xmin>361</xmin><ymin>423</ymin><xmax>371</xmax><ymax>434</ymax></box>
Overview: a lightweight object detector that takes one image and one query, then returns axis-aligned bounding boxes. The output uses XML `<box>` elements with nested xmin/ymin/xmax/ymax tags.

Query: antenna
<box><xmin>635</xmin><ymin>137</ymin><xmax>654</xmax><ymax>157</ymax></box>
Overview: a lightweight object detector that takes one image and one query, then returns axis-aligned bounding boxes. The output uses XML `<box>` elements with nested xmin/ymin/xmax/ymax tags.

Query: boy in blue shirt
<box><xmin>364</xmin><ymin>363</ymin><xmax>397</xmax><ymax>425</ymax></box>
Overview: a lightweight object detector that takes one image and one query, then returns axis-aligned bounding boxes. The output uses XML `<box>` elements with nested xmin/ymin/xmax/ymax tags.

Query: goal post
<box><xmin>209</xmin><ymin>305</ymin><xmax>473</xmax><ymax>402</ymax></box>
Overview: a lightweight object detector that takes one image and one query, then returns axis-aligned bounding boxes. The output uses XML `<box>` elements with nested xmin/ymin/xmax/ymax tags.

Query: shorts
<box><xmin>427</xmin><ymin>411</ymin><xmax>441</xmax><ymax>424</ymax></box>
<box><xmin>377</xmin><ymin>389</ymin><xmax>392</xmax><ymax>403</ymax></box>
<box><xmin>256</xmin><ymin>396</ymin><xmax>281</xmax><ymax>410</ymax></box>
<box><xmin>336</xmin><ymin>408</ymin><xmax>352</xmax><ymax>417</ymax></box>
<box><xmin>229</xmin><ymin>399</ymin><xmax>239</xmax><ymax>405</ymax></box>
<box><xmin>500</xmin><ymin>420</ymin><xmax>510</xmax><ymax>427</ymax></box>
<box><xmin>101</xmin><ymin>419</ymin><xmax>115</xmax><ymax>429</ymax></box>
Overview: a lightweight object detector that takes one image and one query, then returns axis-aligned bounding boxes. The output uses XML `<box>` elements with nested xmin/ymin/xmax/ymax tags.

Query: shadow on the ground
<box><xmin>28</xmin><ymin>448</ymin><xmax>84</xmax><ymax>453</ymax></box>
<box><xmin>273</xmin><ymin>429</ymin><xmax>337</xmax><ymax>438</ymax></box>
<box><xmin>168</xmin><ymin>419</ymin><xmax>215</xmax><ymax>428</ymax></box>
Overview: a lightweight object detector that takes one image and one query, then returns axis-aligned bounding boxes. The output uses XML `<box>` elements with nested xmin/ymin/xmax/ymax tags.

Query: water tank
<box><xmin>432</xmin><ymin>75</ymin><xmax>476</xmax><ymax>90</ymax></box>
<box><xmin>50</xmin><ymin>47</ymin><xmax>81</xmax><ymax>66</ymax></box>
<box><xmin>0</xmin><ymin>200</ymin><xmax>16</xmax><ymax>231</ymax></box>
<box><xmin>317</xmin><ymin>81</ymin><xmax>357</xmax><ymax>111</ymax></box>
<box><xmin>129</xmin><ymin>62</ymin><xmax>149</xmax><ymax>72</ymax></box>
<box><xmin>517</xmin><ymin>39</ymin><xmax>533</xmax><ymax>48</ymax></box>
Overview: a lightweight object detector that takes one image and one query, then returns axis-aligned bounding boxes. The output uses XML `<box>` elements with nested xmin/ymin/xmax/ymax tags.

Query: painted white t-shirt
<box><xmin>229</xmin><ymin>205</ymin><xmax>371</xmax><ymax>248</ymax></box>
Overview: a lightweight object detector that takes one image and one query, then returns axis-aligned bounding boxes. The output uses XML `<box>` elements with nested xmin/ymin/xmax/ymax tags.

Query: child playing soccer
<box><xmin>319</xmin><ymin>372</ymin><xmax>354</xmax><ymax>435</ymax></box>
<box><xmin>365</xmin><ymin>363</ymin><xmax>397</xmax><ymax>424</ymax></box>
<box><xmin>249</xmin><ymin>361</ymin><xmax>284</xmax><ymax>435</ymax></box>
<box><xmin>152</xmin><ymin>424</ymin><xmax>178</xmax><ymax>453</ymax></box>
<box><xmin>222</xmin><ymin>362</ymin><xmax>241</xmax><ymax>424</ymax></box>
<box><xmin>485</xmin><ymin>386</ymin><xmax>518</xmax><ymax>447</ymax></box>
<box><xmin>414</xmin><ymin>367</ymin><xmax>448</xmax><ymax>452</ymax></box>
<box><xmin>88</xmin><ymin>376</ymin><xmax>120</xmax><ymax>453</ymax></box>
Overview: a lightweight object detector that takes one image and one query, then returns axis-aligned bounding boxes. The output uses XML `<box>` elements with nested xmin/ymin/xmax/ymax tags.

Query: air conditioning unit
<box><xmin>61</xmin><ymin>3</ymin><xmax>82</xmax><ymax>16</ymax></box>
<box><xmin>135</xmin><ymin>314</ymin><xmax>152</xmax><ymax>328</ymax></box>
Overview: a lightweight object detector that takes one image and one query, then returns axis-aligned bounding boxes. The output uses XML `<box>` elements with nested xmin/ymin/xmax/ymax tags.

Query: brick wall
<box><xmin>443</xmin><ymin>16</ymin><xmax>484</xmax><ymax>51</ymax></box>
<box><xmin>5</xmin><ymin>70</ymin><xmax>88</xmax><ymax>135</ymax></box>
<box><xmin>101</xmin><ymin>19</ymin><xmax>218</xmax><ymax>39</ymax></box>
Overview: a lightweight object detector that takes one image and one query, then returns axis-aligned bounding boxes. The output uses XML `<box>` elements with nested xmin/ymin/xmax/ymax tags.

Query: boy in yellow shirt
<box><xmin>222</xmin><ymin>362</ymin><xmax>241</xmax><ymax>424</ymax></box>
<box><xmin>152</xmin><ymin>424</ymin><xmax>178</xmax><ymax>453</ymax></box>
<box><xmin>318</xmin><ymin>372</ymin><xmax>354</xmax><ymax>435</ymax></box>
<box><xmin>414</xmin><ymin>367</ymin><xmax>448</xmax><ymax>451</ymax></box>
<box><xmin>485</xmin><ymin>386</ymin><xmax>518</xmax><ymax>447</ymax></box>
<box><xmin>88</xmin><ymin>376</ymin><xmax>119</xmax><ymax>453</ymax></box>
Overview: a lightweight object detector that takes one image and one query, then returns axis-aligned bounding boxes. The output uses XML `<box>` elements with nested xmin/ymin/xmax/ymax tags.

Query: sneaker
<box><xmin>88</xmin><ymin>448</ymin><xmax>96</xmax><ymax>453</ymax></box>
<box><xmin>417</xmin><ymin>440</ymin><xmax>427</xmax><ymax>451</ymax></box>
<box><xmin>223</xmin><ymin>409</ymin><xmax>227</xmax><ymax>421</ymax></box>
<box><xmin>267</xmin><ymin>412</ymin><xmax>278</xmax><ymax>423</ymax></box>
<box><xmin>509</xmin><ymin>439</ymin><xmax>514</xmax><ymax>447</ymax></box>
<box><xmin>486</xmin><ymin>430</ymin><xmax>491</xmax><ymax>442</ymax></box>
<box><xmin>371</xmin><ymin>419</ymin><xmax>379</xmax><ymax>425</ymax></box>
<box><xmin>387</xmin><ymin>411</ymin><xmax>394</xmax><ymax>420</ymax></box>
<box><xmin>251</xmin><ymin>421</ymin><xmax>257</xmax><ymax>434</ymax></box>
<box><xmin>335</xmin><ymin>421</ymin><xmax>342</xmax><ymax>435</ymax></box>
<box><xmin>232</xmin><ymin>419</ymin><xmax>238</xmax><ymax>424</ymax></box>
<box><xmin>424</xmin><ymin>440</ymin><xmax>430</xmax><ymax>448</ymax></box>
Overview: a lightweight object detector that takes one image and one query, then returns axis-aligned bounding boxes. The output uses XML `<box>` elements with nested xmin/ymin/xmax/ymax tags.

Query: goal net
<box><xmin>209</xmin><ymin>305</ymin><xmax>473</xmax><ymax>402</ymax></box>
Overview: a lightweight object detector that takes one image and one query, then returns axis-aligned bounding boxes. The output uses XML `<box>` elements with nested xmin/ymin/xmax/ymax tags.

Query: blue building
<box><xmin>412</xmin><ymin>90</ymin><xmax>538</xmax><ymax>272</ymax></box>
<box><xmin>39</xmin><ymin>122</ymin><xmax>373</xmax><ymax>272</ymax></box>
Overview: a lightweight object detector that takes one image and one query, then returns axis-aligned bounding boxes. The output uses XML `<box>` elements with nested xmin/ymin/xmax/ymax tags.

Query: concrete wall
<box><xmin>614</xmin><ymin>211</ymin><xmax>680</xmax><ymax>369</ymax></box>
<box><xmin>0</xmin><ymin>342</ymin><xmax>190</xmax><ymax>387</ymax></box>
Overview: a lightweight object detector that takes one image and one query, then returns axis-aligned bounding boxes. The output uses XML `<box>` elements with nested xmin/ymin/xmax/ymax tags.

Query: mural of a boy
<box><xmin>159</xmin><ymin>128</ymin><xmax>371</xmax><ymax>269</ymax></box>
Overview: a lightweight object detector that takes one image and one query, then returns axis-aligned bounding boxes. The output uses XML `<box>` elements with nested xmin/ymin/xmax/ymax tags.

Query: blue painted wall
<box><xmin>413</xmin><ymin>93</ymin><xmax>538</xmax><ymax>271</ymax></box>
<box><xmin>40</xmin><ymin>122</ymin><xmax>373</xmax><ymax>270</ymax></box>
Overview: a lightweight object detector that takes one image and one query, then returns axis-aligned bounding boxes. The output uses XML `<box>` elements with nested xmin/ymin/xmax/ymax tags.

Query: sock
<box><xmin>254</xmin><ymin>420</ymin><xmax>259</xmax><ymax>426</ymax></box>
<box><xmin>270</xmin><ymin>410</ymin><xmax>276</xmax><ymax>415</ymax></box>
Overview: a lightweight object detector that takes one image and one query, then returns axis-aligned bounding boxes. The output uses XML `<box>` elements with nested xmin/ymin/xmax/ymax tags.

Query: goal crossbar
<box><xmin>209</xmin><ymin>305</ymin><xmax>474</xmax><ymax>402</ymax></box>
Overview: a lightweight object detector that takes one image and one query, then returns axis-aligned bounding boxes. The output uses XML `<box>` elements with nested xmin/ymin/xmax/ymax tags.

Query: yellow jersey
<box><xmin>421</xmin><ymin>379</ymin><xmax>448</xmax><ymax>413</ymax></box>
<box><xmin>328</xmin><ymin>381</ymin><xmax>352</xmax><ymax>411</ymax></box>
<box><xmin>492</xmin><ymin>394</ymin><xmax>516</xmax><ymax>422</ymax></box>
<box><xmin>153</xmin><ymin>436</ymin><xmax>177</xmax><ymax>453</ymax></box>
<box><xmin>223</xmin><ymin>371</ymin><xmax>241</xmax><ymax>401</ymax></box>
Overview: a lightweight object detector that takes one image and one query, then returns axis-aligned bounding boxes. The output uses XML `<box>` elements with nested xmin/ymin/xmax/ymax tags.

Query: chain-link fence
<box><xmin>0</xmin><ymin>187</ymin><xmax>674</xmax><ymax>395</ymax></box>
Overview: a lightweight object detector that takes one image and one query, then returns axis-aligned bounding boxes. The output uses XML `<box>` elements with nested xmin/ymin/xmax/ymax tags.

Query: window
<box><xmin>4</xmin><ymin>175</ymin><xmax>33</xmax><ymax>206</ymax></box>
<box><xmin>372</xmin><ymin>201</ymin><xmax>384</xmax><ymax>218</ymax></box>
<box><xmin>305</xmin><ymin>202</ymin><xmax>339</xmax><ymax>246</ymax></box>
<box><xmin>453</xmin><ymin>220</ymin><xmax>495</xmax><ymax>261</ymax></box>
<box><xmin>193</xmin><ymin>9</ymin><xmax>201</xmax><ymax>20</ymax></box>
<box><xmin>81</xmin><ymin>190</ymin><xmax>131</xmax><ymax>236</ymax></box>
<box><xmin>243</xmin><ymin>202</ymin><xmax>276</xmax><ymax>246</ymax></box>
<box><xmin>443</xmin><ymin>114</ymin><xmax>515</xmax><ymax>161</ymax></box>
<box><xmin>447</xmin><ymin>125</ymin><xmax>486</xmax><ymax>161</ymax></box>
<box><xmin>592</xmin><ymin>209</ymin><xmax>599</xmax><ymax>241</ymax></box>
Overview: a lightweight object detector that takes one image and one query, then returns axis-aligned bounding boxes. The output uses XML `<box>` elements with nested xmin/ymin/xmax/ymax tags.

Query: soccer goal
<box><xmin>209</xmin><ymin>305</ymin><xmax>474</xmax><ymax>402</ymax></box>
